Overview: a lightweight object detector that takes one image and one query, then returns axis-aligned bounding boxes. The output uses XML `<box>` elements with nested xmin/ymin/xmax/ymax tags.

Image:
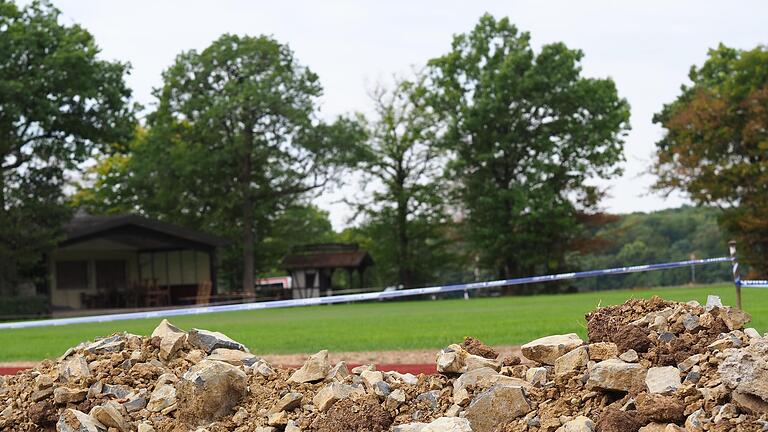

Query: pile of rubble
<box><xmin>1</xmin><ymin>295</ymin><xmax>767</xmax><ymax>431</ymax></box>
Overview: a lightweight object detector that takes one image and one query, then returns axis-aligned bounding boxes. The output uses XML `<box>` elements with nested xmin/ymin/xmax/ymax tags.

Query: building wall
<box><xmin>50</xmin><ymin>239</ymin><xmax>212</xmax><ymax>310</ymax></box>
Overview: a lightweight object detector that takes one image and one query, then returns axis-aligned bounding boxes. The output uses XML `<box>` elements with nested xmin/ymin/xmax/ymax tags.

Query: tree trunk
<box><xmin>396</xmin><ymin>192</ymin><xmax>412</xmax><ymax>288</ymax></box>
<box><xmin>241</xmin><ymin>128</ymin><xmax>255</xmax><ymax>293</ymax></box>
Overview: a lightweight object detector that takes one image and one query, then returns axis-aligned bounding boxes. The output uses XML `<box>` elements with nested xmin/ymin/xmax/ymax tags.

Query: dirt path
<box><xmin>0</xmin><ymin>345</ymin><xmax>523</xmax><ymax>373</ymax></box>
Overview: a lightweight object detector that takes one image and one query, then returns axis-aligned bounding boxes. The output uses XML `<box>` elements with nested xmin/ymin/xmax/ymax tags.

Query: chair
<box><xmin>145</xmin><ymin>279</ymin><xmax>171</xmax><ymax>307</ymax></box>
<box><xmin>195</xmin><ymin>280</ymin><xmax>212</xmax><ymax>305</ymax></box>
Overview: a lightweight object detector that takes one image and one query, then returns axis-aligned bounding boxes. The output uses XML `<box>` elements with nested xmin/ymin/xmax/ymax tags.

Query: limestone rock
<box><xmin>586</xmin><ymin>359</ymin><xmax>647</xmax><ymax>392</ymax></box>
<box><xmin>588</xmin><ymin>342</ymin><xmax>618</xmax><ymax>361</ymax></box>
<box><xmin>556</xmin><ymin>415</ymin><xmax>595</xmax><ymax>432</ymax></box>
<box><xmin>54</xmin><ymin>387</ymin><xmax>88</xmax><ymax>404</ymax></box>
<box><xmin>619</xmin><ymin>349</ymin><xmax>639</xmax><ymax>363</ymax></box>
<box><xmin>719</xmin><ymin>340</ymin><xmax>768</xmax><ymax>402</ymax></box>
<box><xmin>422</xmin><ymin>416</ymin><xmax>473</xmax><ymax>432</ymax></box>
<box><xmin>85</xmin><ymin>334</ymin><xmax>125</xmax><ymax>354</ymax></box>
<box><xmin>638</xmin><ymin>424</ymin><xmax>684</xmax><ymax>432</ymax></box>
<box><xmin>288</xmin><ymin>350</ymin><xmax>332</xmax><ymax>383</ymax></box>
<box><xmin>437</xmin><ymin>344</ymin><xmax>500</xmax><ymax>374</ymax></box>
<box><xmin>386</xmin><ymin>388</ymin><xmax>407</xmax><ymax>410</ymax></box>
<box><xmin>646</xmin><ymin>366</ymin><xmax>681</xmax><ymax>394</ymax></box>
<box><xmin>555</xmin><ymin>346</ymin><xmax>589</xmax><ymax>375</ymax></box>
<box><xmin>90</xmin><ymin>401</ymin><xmax>130</xmax><ymax>432</ymax></box>
<box><xmin>59</xmin><ymin>354</ymin><xmax>91</xmax><ymax>381</ymax></box>
<box><xmin>177</xmin><ymin>359</ymin><xmax>247</xmax><ymax>423</ymax></box>
<box><xmin>525</xmin><ymin>367</ymin><xmax>548</xmax><ymax>386</ymax></box>
<box><xmin>268</xmin><ymin>392</ymin><xmax>303</xmax><ymax>414</ymax></box>
<box><xmin>207</xmin><ymin>348</ymin><xmax>258</xmax><ymax>366</ymax></box>
<box><xmin>453</xmin><ymin>366</ymin><xmax>530</xmax><ymax>400</ymax></box>
<box><xmin>187</xmin><ymin>328</ymin><xmax>248</xmax><ymax>353</ymax></box>
<box><xmin>521</xmin><ymin>333</ymin><xmax>583</xmax><ymax>365</ymax></box>
<box><xmin>313</xmin><ymin>382</ymin><xmax>363</xmax><ymax>412</ymax></box>
<box><xmin>137</xmin><ymin>423</ymin><xmax>155</xmax><ymax>432</ymax></box>
<box><xmin>465</xmin><ymin>384</ymin><xmax>531</xmax><ymax>432</ymax></box>
<box><xmin>147</xmin><ymin>384</ymin><xmax>176</xmax><ymax>412</ymax></box>
<box><xmin>720</xmin><ymin>307</ymin><xmax>751</xmax><ymax>331</ymax></box>
<box><xmin>325</xmin><ymin>361</ymin><xmax>349</xmax><ymax>381</ymax></box>
<box><xmin>56</xmin><ymin>409</ymin><xmax>101</xmax><ymax>432</ymax></box>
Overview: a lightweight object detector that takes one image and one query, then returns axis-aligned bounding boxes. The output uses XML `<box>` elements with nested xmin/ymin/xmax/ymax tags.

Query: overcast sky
<box><xmin>32</xmin><ymin>0</ymin><xmax>768</xmax><ymax>229</ymax></box>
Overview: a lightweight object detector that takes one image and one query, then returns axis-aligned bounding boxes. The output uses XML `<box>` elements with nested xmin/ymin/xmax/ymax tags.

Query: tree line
<box><xmin>1</xmin><ymin>1</ymin><xmax>766</xmax><ymax>295</ymax></box>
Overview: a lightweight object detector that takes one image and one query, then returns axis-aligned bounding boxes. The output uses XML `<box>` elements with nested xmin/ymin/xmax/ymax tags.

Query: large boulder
<box><xmin>177</xmin><ymin>360</ymin><xmax>247</xmax><ymax>424</ymax></box>
<box><xmin>645</xmin><ymin>366</ymin><xmax>681</xmax><ymax>394</ymax></box>
<box><xmin>719</xmin><ymin>340</ymin><xmax>768</xmax><ymax>402</ymax></box>
<box><xmin>464</xmin><ymin>384</ymin><xmax>531</xmax><ymax>432</ymax></box>
<box><xmin>522</xmin><ymin>333</ymin><xmax>583</xmax><ymax>365</ymax></box>
<box><xmin>586</xmin><ymin>359</ymin><xmax>647</xmax><ymax>392</ymax></box>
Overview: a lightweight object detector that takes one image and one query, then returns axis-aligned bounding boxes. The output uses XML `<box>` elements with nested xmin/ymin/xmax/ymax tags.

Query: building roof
<box><xmin>282</xmin><ymin>243</ymin><xmax>374</xmax><ymax>270</ymax></box>
<box><xmin>61</xmin><ymin>213</ymin><xmax>229</xmax><ymax>250</ymax></box>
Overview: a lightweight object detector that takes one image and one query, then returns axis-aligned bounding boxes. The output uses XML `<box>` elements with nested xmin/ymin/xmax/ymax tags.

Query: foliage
<box><xmin>348</xmin><ymin>77</ymin><xmax>458</xmax><ymax>287</ymax></box>
<box><xmin>425</xmin><ymin>14</ymin><xmax>630</xmax><ymax>286</ymax></box>
<box><xmin>0</xmin><ymin>0</ymin><xmax>136</xmax><ymax>292</ymax></box>
<box><xmin>0</xmin><ymin>294</ymin><xmax>48</xmax><ymax>320</ymax></box>
<box><xmin>573</xmin><ymin>206</ymin><xmax>730</xmax><ymax>291</ymax></box>
<box><xmin>77</xmin><ymin>34</ymin><xmax>364</xmax><ymax>290</ymax></box>
<box><xmin>653</xmin><ymin>44</ymin><xmax>768</xmax><ymax>275</ymax></box>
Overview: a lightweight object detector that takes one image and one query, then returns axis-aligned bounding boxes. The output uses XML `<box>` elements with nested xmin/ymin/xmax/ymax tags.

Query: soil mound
<box><xmin>1</xmin><ymin>295</ymin><xmax>766</xmax><ymax>431</ymax></box>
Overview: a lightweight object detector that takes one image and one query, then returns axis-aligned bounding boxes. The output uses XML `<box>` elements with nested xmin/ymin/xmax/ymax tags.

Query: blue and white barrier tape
<box><xmin>738</xmin><ymin>279</ymin><xmax>768</xmax><ymax>288</ymax></box>
<box><xmin>0</xmin><ymin>256</ymin><xmax>734</xmax><ymax>330</ymax></box>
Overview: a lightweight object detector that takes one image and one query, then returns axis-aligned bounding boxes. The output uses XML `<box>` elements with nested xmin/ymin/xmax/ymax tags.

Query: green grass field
<box><xmin>1</xmin><ymin>283</ymin><xmax>765</xmax><ymax>362</ymax></box>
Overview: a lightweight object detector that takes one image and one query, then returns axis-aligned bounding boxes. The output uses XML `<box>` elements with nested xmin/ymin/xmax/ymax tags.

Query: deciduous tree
<box><xmin>653</xmin><ymin>44</ymin><xmax>768</xmax><ymax>274</ymax></box>
<box><xmin>426</xmin><ymin>14</ymin><xmax>630</xmax><ymax>285</ymax></box>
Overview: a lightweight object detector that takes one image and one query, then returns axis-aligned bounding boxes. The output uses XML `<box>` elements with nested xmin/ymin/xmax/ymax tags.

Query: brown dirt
<box><xmin>635</xmin><ymin>393</ymin><xmax>685</xmax><ymax>423</ymax></box>
<box><xmin>313</xmin><ymin>395</ymin><xmax>393</xmax><ymax>432</ymax></box>
<box><xmin>595</xmin><ymin>408</ymin><xmax>647</xmax><ymax>432</ymax></box>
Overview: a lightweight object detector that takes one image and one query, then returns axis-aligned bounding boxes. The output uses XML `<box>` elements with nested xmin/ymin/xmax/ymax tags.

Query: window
<box><xmin>56</xmin><ymin>261</ymin><xmax>89</xmax><ymax>290</ymax></box>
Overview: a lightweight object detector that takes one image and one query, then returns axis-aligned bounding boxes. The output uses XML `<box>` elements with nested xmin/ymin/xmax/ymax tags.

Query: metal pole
<box><xmin>729</xmin><ymin>240</ymin><xmax>742</xmax><ymax>310</ymax></box>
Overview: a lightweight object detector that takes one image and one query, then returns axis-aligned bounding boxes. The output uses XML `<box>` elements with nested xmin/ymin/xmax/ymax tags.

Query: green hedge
<box><xmin>0</xmin><ymin>295</ymin><xmax>49</xmax><ymax>320</ymax></box>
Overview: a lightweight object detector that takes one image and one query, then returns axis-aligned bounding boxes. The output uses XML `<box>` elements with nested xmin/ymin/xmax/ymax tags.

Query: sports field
<box><xmin>1</xmin><ymin>282</ymin><xmax>765</xmax><ymax>362</ymax></box>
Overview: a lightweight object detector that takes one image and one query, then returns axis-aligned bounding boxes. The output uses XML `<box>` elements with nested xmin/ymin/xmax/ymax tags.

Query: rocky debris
<box><xmin>645</xmin><ymin>366</ymin><xmax>681</xmax><ymax>394</ymax></box>
<box><xmin>464</xmin><ymin>384</ymin><xmax>531</xmax><ymax>431</ymax></box>
<box><xmin>521</xmin><ymin>333</ymin><xmax>584</xmax><ymax>365</ymax></box>
<box><xmin>56</xmin><ymin>409</ymin><xmax>101</xmax><ymax>432</ymax></box>
<box><xmin>187</xmin><ymin>328</ymin><xmax>248</xmax><ymax>353</ymax></box>
<box><xmin>3</xmin><ymin>296</ymin><xmax>768</xmax><ymax>432</ymax></box>
<box><xmin>288</xmin><ymin>350</ymin><xmax>332</xmax><ymax>383</ymax></box>
<box><xmin>177</xmin><ymin>359</ymin><xmax>247</xmax><ymax>424</ymax></box>
<box><xmin>586</xmin><ymin>358</ymin><xmax>647</xmax><ymax>392</ymax></box>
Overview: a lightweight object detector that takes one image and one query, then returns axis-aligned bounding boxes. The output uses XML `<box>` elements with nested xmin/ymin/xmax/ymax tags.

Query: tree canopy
<box><xmin>426</xmin><ymin>14</ymin><xmax>631</xmax><ymax>283</ymax></box>
<box><xmin>0</xmin><ymin>0</ymin><xmax>136</xmax><ymax>292</ymax></box>
<box><xmin>653</xmin><ymin>44</ymin><xmax>768</xmax><ymax>274</ymax></box>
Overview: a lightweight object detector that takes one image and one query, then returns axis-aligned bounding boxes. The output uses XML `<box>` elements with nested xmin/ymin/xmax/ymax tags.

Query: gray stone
<box><xmin>682</xmin><ymin>314</ymin><xmax>701</xmax><ymax>332</ymax></box>
<box><xmin>464</xmin><ymin>384</ymin><xmax>531</xmax><ymax>432</ymax></box>
<box><xmin>744</xmin><ymin>327</ymin><xmax>761</xmax><ymax>339</ymax></box>
<box><xmin>187</xmin><ymin>328</ymin><xmax>248</xmax><ymax>353</ymax></box>
<box><xmin>677</xmin><ymin>354</ymin><xmax>701</xmax><ymax>372</ymax></box>
<box><xmin>373</xmin><ymin>380</ymin><xmax>391</xmax><ymax>397</ymax></box>
<box><xmin>719</xmin><ymin>340</ymin><xmax>768</xmax><ymax>402</ymax></box>
<box><xmin>525</xmin><ymin>367</ymin><xmax>548</xmax><ymax>386</ymax></box>
<box><xmin>288</xmin><ymin>350</ymin><xmax>332</xmax><ymax>383</ymax></box>
<box><xmin>85</xmin><ymin>334</ymin><xmax>125</xmax><ymax>354</ymax></box>
<box><xmin>178</xmin><ymin>359</ymin><xmax>248</xmax><ymax>422</ymax></box>
<box><xmin>705</xmin><ymin>295</ymin><xmax>723</xmax><ymax>311</ymax></box>
<box><xmin>56</xmin><ymin>409</ymin><xmax>101</xmax><ymax>432</ymax></box>
<box><xmin>586</xmin><ymin>359</ymin><xmax>647</xmax><ymax>392</ymax></box>
<box><xmin>59</xmin><ymin>354</ymin><xmax>91</xmax><ymax>381</ymax></box>
<box><xmin>102</xmin><ymin>384</ymin><xmax>132</xmax><ymax>399</ymax></box>
<box><xmin>137</xmin><ymin>423</ymin><xmax>155</xmax><ymax>432</ymax></box>
<box><xmin>416</xmin><ymin>390</ymin><xmax>440</xmax><ymax>410</ymax></box>
<box><xmin>123</xmin><ymin>390</ymin><xmax>148</xmax><ymax>412</ymax></box>
<box><xmin>393</xmin><ymin>423</ymin><xmax>428</xmax><ymax>432</ymax></box>
<box><xmin>147</xmin><ymin>384</ymin><xmax>176</xmax><ymax>412</ymax></box>
<box><xmin>619</xmin><ymin>349</ymin><xmax>639</xmax><ymax>363</ymax></box>
<box><xmin>521</xmin><ymin>333</ymin><xmax>583</xmax><ymax>365</ymax></box>
<box><xmin>646</xmin><ymin>366</ymin><xmax>681</xmax><ymax>394</ymax></box>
